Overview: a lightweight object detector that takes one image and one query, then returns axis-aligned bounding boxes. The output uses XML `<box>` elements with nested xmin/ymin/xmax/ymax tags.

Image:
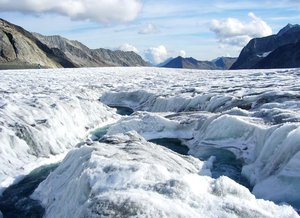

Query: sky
<box><xmin>0</xmin><ymin>0</ymin><xmax>299</xmax><ymax>64</ymax></box>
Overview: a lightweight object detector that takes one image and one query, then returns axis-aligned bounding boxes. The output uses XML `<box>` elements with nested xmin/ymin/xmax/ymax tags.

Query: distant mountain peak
<box><xmin>231</xmin><ymin>23</ymin><xmax>300</xmax><ymax>69</ymax></box>
<box><xmin>277</xmin><ymin>23</ymin><xmax>300</xmax><ymax>36</ymax></box>
<box><xmin>161</xmin><ymin>56</ymin><xmax>236</xmax><ymax>70</ymax></box>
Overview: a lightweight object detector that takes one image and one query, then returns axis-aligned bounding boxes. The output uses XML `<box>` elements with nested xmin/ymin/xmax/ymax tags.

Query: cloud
<box><xmin>179</xmin><ymin>50</ymin><xmax>186</xmax><ymax>57</ymax></box>
<box><xmin>0</xmin><ymin>0</ymin><xmax>142</xmax><ymax>24</ymax></box>
<box><xmin>210</xmin><ymin>12</ymin><xmax>272</xmax><ymax>47</ymax></box>
<box><xmin>144</xmin><ymin>45</ymin><xmax>168</xmax><ymax>65</ymax></box>
<box><xmin>138</xmin><ymin>23</ymin><xmax>160</xmax><ymax>34</ymax></box>
<box><xmin>117</xmin><ymin>43</ymin><xmax>139</xmax><ymax>53</ymax></box>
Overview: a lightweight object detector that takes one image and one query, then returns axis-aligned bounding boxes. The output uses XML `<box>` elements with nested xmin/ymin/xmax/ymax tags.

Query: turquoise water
<box><xmin>0</xmin><ymin>163</ymin><xmax>59</xmax><ymax>218</ymax></box>
<box><xmin>90</xmin><ymin>125</ymin><xmax>110</xmax><ymax>141</ymax></box>
<box><xmin>194</xmin><ymin>146</ymin><xmax>251</xmax><ymax>189</ymax></box>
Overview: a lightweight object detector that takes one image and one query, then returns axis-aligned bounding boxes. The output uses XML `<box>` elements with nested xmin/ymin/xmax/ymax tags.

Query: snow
<box><xmin>1</xmin><ymin>67</ymin><xmax>300</xmax><ymax>215</ymax></box>
<box><xmin>0</xmin><ymin>69</ymin><xmax>119</xmax><ymax>190</ymax></box>
<box><xmin>257</xmin><ymin>51</ymin><xmax>272</xmax><ymax>58</ymax></box>
<box><xmin>32</xmin><ymin>132</ymin><xmax>298</xmax><ymax>218</ymax></box>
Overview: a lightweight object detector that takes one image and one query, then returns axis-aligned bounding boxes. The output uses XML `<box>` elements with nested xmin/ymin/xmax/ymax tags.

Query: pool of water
<box><xmin>194</xmin><ymin>146</ymin><xmax>251</xmax><ymax>189</ymax></box>
<box><xmin>0</xmin><ymin>163</ymin><xmax>59</xmax><ymax>218</ymax></box>
<box><xmin>149</xmin><ymin>138</ymin><xmax>251</xmax><ymax>189</ymax></box>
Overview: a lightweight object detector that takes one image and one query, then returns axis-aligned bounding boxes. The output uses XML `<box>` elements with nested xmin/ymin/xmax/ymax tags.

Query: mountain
<box><xmin>231</xmin><ymin>24</ymin><xmax>300</xmax><ymax>69</ymax></box>
<box><xmin>0</xmin><ymin>18</ymin><xmax>148</xmax><ymax>69</ymax></box>
<box><xmin>34</xmin><ymin>33</ymin><xmax>149</xmax><ymax>67</ymax></box>
<box><xmin>254</xmin><ymin>40</ymin><xmax>300</xmax><ymax>69</ymax></box>
<box><xmin>156</xmin><ymin>57</ymin><xmax>173</xmax><ymax>67</ymax></box>
<box><xmin>0</xmin><ymin>18</ymin><xmax>75</xmax><ymax>69</ymax></box>
<box><xmin>213</xmin><ymin>57</ymin><xmax>237</xmax><ymax>70</ymax></box>
<box><xmin>161</xmin><ymin>56</ymin><xmax>236</xmax><ymax>70</ymax></box>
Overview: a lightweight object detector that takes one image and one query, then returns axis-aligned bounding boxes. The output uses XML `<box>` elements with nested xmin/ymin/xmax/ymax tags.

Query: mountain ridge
<box><xmin>231</xmin><ymin>23</ymin><xmax>300</xmax><ymax>69</ymax></box>
<box><xmin>0</xmin><ymin>18</ymin><xmax>149</xmax><ymax>69</ymax></box>
<box><xmin>161</xmin><ymin>56</ymin><xmax>236</xmax><ymax>70</ymax></box>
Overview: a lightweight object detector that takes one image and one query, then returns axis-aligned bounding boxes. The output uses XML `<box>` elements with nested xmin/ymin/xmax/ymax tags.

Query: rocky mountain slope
<box><xmin>0</xmin><ymin>18</ymin><xmax>148</xmax><ymax>69</ymax></box>
<box><xmin>34</xmin><ymin>33</ymin><xmax>149</xmax><ymax>67</ymax></box>
<box><xmin>254</xmin><ymin>41</ymin><xmax>300</xmax><ymax>69</ymax></box>
<box><xmin>231</xmin><ymin>24</ymin><xmax>300</xmax><ymax>69</ymax></box>
<box><xmin>0</xmin><ymin>18</ymin><xmax>75</xmax><ymax>69</ymax></box>
<box><xmin>162</xmin><ymin>56</ymin><xmax>236</xmax><ymax>70</ymax></box>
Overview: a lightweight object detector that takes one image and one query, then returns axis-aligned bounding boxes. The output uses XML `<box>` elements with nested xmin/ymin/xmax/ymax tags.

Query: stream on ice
<box><xmin>0</xmin><ymin>67</ymin><xmax>300</xmax><ymax>217</ymax></box>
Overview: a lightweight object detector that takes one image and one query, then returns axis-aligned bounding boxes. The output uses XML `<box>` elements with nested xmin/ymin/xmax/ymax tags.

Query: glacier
<box><xmin>32</xmin><ymin>132</ymin><xmax>297</xmax><ymax>218</ymax></box>
<box><xmin>0</xmin><ymin>67</ymin><xmax>299</xmax><ymax>217</ymax></box>
<box><xmin>0</xmin><ymin>69</ymin><xmax>119</xmax><ymax>191</ymax></box>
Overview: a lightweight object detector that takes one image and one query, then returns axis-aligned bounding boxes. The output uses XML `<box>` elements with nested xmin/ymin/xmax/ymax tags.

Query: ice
<box><xmin>1</xmin><ymin>67</ymin><xmax>300</xmax><ymax>215</ymax></box>
<box><xmin>32</xmin><ymin>132</ymin><xmax>298</xmax><ymax>218</ymax></box>
<box><xmin>0</xmin><ymin>69</ymin><xmax>119</xmax><ymax>189</ymax></box>
<box><xmin>107</xmin><ymin>111</ymin><xmax>196</xmax><ymax>140</ymax></box>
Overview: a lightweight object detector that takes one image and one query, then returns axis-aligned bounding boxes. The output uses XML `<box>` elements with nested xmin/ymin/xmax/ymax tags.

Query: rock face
<box><xmin>254</xmin><ymin>41</ymin><xmax>300</xmax><ymax>69</ymax></box>
<box><xmin>0</xmin><ymin>19</ymin><xmax>75</xmax><ymax>69</ymax></box>
<box><xmin>0</xmin><ymin>18</ymin><xmax>148</xmax><ymax>69</ymax></box>
<box><xmin>162</xmin><ymin>56</ymin><xmax>236</xmax><ymax>70</ymax></box>
<box><xmin>231</xmin><ymin>24</ymin><xmax>300</xmax><ymax>69</ymax></box>
<box><xmin>32</xmin><ymin>33</ymin><xmax>106</xmax><ymax>67</ymax></box>
<box><xmin>92</xmin><ymin>48</ymin><xmax>149</xmax><ymax>67</ymax></box>
<box><xmin>33</xmin><ymin>33</ymin><xmax>149</xmax><ymax>67</ymax></box>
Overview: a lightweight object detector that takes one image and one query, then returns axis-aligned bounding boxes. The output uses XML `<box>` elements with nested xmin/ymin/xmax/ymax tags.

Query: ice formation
<box><xmin>32</xmin><ymin>132</ymin><xmax>298</xmax><ymax>218</ymax></box>
<box><xmin>0</xmin><ymin>67</ymin><xmax>300</xmax><ymax>216</ymax></box>
<box><xmin>0</xmin><ymin>69</ymin><xmax>119</xmax><ymax>190</ymax></box>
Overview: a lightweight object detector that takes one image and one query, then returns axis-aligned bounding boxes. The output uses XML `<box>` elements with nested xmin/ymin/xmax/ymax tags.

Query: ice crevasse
<box><xmin>32</xmin><ymin>132</ymin><xmax>298</xmax><ymax>218</ymax></box>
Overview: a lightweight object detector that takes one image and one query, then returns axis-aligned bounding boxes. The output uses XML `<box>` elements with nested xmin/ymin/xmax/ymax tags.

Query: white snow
<box><xmin>257</xmin><ymin>51</ymin><xmax>272</xmax><ymax>58</ymax></box>
<box><xmin>1</xmin><ymin>67</ymin><xmax>300</xmax><ymax>216</ymax></box>
<box><xmin>32</xmin><ymin>132</ymin><xmax>298</xmax><ymax>218</ymax></box>
<box><xmin>0</xmin><ymin>69</ymin><xmax>119</xmax><ymax>190</ymax></box>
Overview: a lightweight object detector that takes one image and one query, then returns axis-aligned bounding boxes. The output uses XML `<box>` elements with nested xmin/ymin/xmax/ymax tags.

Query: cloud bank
<box><xmin>144</xmin><ymin>45</ymin><xmax>168</xmax><ymax>65</ymax></box>
<box><xmin>210</xmin><ymin>12</ymin><xmax>272</xmax><ymax>47</ymax></box>
<box><xmin>179</xmin><ymin>50</ymin><xmax>186</xmax><ymax>57</ymax></box>
<box><xmin>117</xmin><ymin>43</ymin><xmax>139</xmax><ymax>53</ymax></box>
<box><xmin>0</xmin><ymin>0</ymin><xmax>142</xmax><ymax>24</ymax></box>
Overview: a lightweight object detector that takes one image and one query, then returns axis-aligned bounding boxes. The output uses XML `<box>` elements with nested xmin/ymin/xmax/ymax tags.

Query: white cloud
<box><xmin>144</xmin><ymin>45</ymin><xmax>168</xmax><ymax>65</ymax></box>
<box><xmin>210</xmin><ymin>12</ymin><xmax>272</xmax><ymax>47</ymax></box>
<box><xmin>117</xmin><ymin>43</ymin><xmax>139</xmax><ymax>53</ymax></box>
<box><xmin>0</xmin><ymin>0</ymin><xmax>142</xmax><ymax>24</ymax></box>
<box><xmin>179</xmin><ymin>50</ymin><xmax>186</xmax><ymax>57</ymax></box>
<box><xmin>138</xmin><ymin>23</ymin><xmax>160</xmax><ymax>34</ymax></box>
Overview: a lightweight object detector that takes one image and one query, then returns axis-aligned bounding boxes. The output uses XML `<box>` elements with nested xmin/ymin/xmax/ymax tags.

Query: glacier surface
<box><xmin>0</xmin><ymin>67</ymin><xmax>299</xmax><ymax>216</ymax></box>
<box><xmin>32</xmin><ymin>132</ymin><xmax>298</xmax><ymax>218</ymax></box>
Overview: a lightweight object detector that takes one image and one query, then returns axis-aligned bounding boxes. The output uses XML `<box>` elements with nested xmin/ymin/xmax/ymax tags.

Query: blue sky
<box><xmin>0</xmin><ymin>0</ymin><xmax>299</xmax><ymax>64</ymax></box>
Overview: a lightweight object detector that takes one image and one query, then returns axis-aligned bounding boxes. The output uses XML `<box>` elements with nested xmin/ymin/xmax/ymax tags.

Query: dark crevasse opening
<box><xmin>0</xmin><ymin>163</ymin><xmax>59</xmax><ymax>218</ymax></box>
<box><xmin>109</xmin><ymin>106</ymin><xmax>134</xmax><ymax>116</ymax></box>
<box><xmin>149</xmin><ymin>138</ymin><xmax>251</xmax><ymax>190</ymax></box>
<box><xmin>149</xmin><ymin>138</ymin><xmax>189</xmax><ymax>155</ymax></box>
